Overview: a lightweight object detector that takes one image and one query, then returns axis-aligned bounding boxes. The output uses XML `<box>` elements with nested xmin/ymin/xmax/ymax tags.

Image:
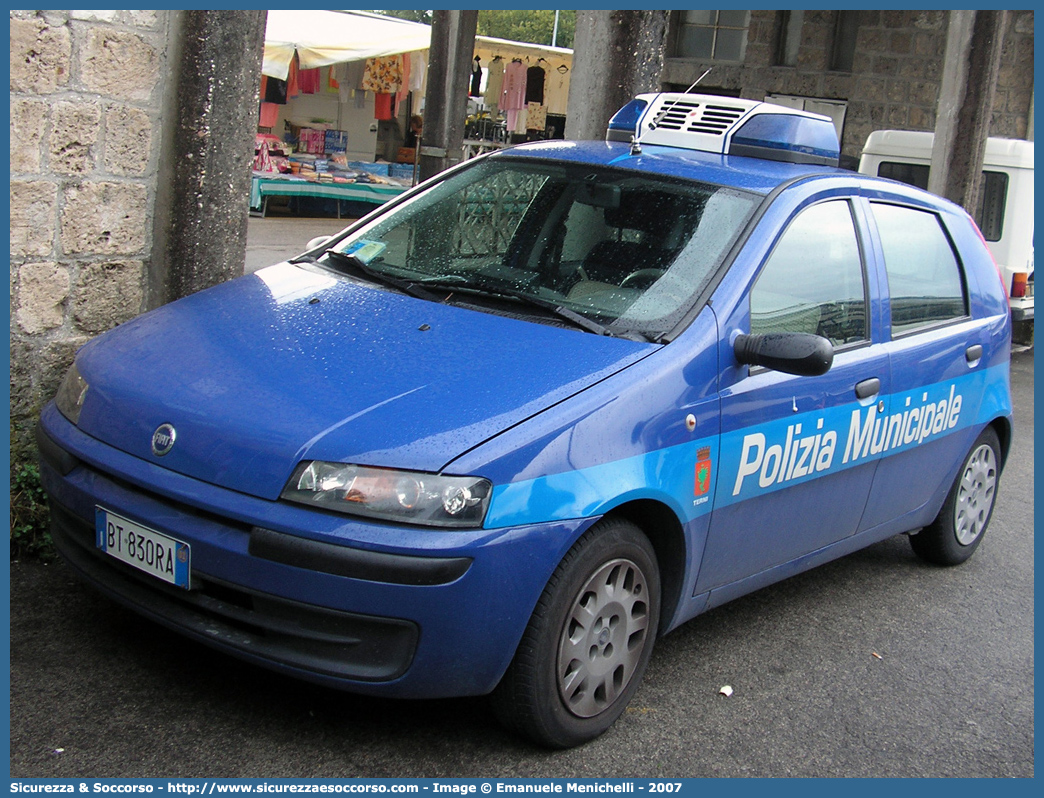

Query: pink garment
<box><xmin>500</xmin><ymin>60</ymin><xmax>527</xmax><ymax>112</ymax></box>
<box><xmin>258</xmin><ymin>102</ymin><xmax>279</xmax><ymax>128</ymax></box>
<box><xmin>396</xmin><ymin>53</ymin><xmax>412</xmax><ymax>104</ymax></box>
<box><xmin>298</xmin><ymin>67</ymin><xmax>322</xmax><ymax>94</ymax></box>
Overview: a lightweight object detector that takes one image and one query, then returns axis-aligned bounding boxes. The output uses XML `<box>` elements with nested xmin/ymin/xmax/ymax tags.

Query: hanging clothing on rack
<box><xmin>484</xmin><ymin>57</ymin><xmax>504</xmax><ymax>114</ymax></box>
<box><xmin>298</xmin><ymin>67</ymin><xmax>322</xmax><ymax>94</ymax></box>
<box><xmin>287</xmin><ymin>56</ymin><xmax>300</xmax><ymax>99</ymax></box>
<box><xmin>500</xmin><ymin>59</ymin><xmax>527</xmax><ymax>118</ymax></box>
<box><xmin>325</xmin><ymin>65</ymin><xmax>339</xmax><ymax>94</ymax></box>
<box><xmin>258</xmin><ymin>102</ymin><xmax>280</xmax><ymax>128</ymax></box>
<box><xmin>345</xmin><ymin>59</ymin><xmax>366</xmax><ymax>91</ymax></box>
<box><xmin>525</xmin><ymin>63</ymin><xmax>546</xmax><ymax>105</ymax></box>
<box><xmin>264</xmin><ymin>76</ymin><xmax>288</xmax><ymax>104</ymax></box>
<box><xmin>471</xmin><ymin>56</ymin><xmax>482</xmax><ymax>97</ymax></box>
<box><xmin>374</xmin><ymin>92</ymin><xmax>395</xmax><ymax>121</ymax></box>
<box><xmin>527</xmin><ymin>102</ymin><xmax>547</xmax><ymax>132</ymax></box>
<box><xmin>397</xmin><ymin>53</ymin><xmax>412</xmax><ymax>104</ymax></box>
<box><xmin>336</xmin><ymin>63</ymin><xmax>352</xmax><ymax>103</ymax></box>
<box><xmin>545</xmin><ymin>64</ymin><xmax>571</xmax><ymax>116</ymax></box>
<box><xmin>409</xmin><ymin>51</ymin><xmax>426</xmax><ymax>92</ymax></box>
<box><xmin>362</xmin><ymin>55</ymin><xmax>403</xmax><ymax>94</ymax></box>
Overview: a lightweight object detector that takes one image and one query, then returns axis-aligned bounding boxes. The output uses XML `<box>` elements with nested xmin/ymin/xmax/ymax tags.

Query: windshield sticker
<box><xmin>343</xmin><ymin>239</ymin><xmax>387</xmax><ymax>265</ymax></box>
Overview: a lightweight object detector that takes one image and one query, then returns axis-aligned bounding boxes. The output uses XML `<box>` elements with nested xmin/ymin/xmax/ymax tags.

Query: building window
<box><xmin>672</xmin><ymin>10</ymin><xmax>750</xmax><ymax>62</ymax></box>
<box><xmin>774</xmin><ymin>10</ymin><xmax>804</xmax><ymax>67</ymax></box>
<box><xmin>830</xmin><ymin>11</ymin><xmax>860</xmax><ymax>72</ymax></box>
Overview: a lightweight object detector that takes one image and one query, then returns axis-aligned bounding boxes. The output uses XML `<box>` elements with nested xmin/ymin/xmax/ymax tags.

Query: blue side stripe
<box><xmin>485</xmin><ymin>438</ymin><xmax>717</xmax><ymax>530</ymax></box>
<box><xmin>484</xmin><ymin>364</ymin><xmax>1010</xmax><ymax>530</ymax></box>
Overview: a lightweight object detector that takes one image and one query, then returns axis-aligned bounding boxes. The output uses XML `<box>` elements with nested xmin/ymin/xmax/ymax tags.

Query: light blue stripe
<box><xmin>485</xmin><ymin>438</ymin><xmax>716</xmax><ymax>529</ymax></box>
<box><xmin>484</xmin><ymin>364</ymin><xmax>1010</xmax><ymax>529</ymax></box>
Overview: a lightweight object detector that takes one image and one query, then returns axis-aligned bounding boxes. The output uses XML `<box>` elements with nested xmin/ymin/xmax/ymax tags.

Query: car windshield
<box><xmin>324</xmin><ymin>156</ymin><xmax>760</xmax><ymax>337</ymax></box>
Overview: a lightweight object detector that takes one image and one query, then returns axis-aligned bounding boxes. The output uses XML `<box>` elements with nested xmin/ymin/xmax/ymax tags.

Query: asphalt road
<box><xmin>9</xmin><ymin>350</ymin><xmax>1033</xmax><ymax>779</ymax></box>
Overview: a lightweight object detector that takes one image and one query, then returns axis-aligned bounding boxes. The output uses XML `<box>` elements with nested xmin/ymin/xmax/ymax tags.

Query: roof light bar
<box><xmin>606</xmin><ymin>93</ymin><xmax>840</xmax><ymax>166</ymax></box>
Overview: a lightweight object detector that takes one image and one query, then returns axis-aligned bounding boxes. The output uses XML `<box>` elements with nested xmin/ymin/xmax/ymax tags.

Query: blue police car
<box><xmin>38</xmin><ymin>94</ymin><xmax>1012</xmax><ymax>748</ymax></box>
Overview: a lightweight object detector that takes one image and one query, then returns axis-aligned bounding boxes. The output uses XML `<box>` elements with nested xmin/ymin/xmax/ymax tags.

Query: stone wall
<box><xmin>10</xmin><ymin>10</ymin><xmax>172</xmax><ymax>445</ymax></box>
<box><xmin>662</xmin><ymin>10</ymin><xmax>1034</xmax><ymax>160</ymax></box>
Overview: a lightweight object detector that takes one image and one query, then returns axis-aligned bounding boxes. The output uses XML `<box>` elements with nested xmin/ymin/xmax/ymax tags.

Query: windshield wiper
<box><xmin>319</xmin><ymin>249</ymin><xmax>440</xmax><ymax>301</ymax></box>
<box><xmin>418</xmin><ymin>278</ymin><xmax>619</xmax><ymax>337</ymax></box>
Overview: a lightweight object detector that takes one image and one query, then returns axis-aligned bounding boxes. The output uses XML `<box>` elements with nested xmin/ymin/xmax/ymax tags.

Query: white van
<box><xmin>859</xmin><ymin>130</ymin><xmax>1034</xmax><ymax>321</ymax></box>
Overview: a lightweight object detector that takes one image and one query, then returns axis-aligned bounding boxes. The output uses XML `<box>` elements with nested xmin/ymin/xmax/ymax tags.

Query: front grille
<box><xmin>49</xmin><ymin>502</ymin><xmax>418</xmax><ymax>683</ymax></box>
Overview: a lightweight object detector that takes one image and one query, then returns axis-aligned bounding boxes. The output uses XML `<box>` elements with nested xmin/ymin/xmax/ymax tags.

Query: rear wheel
<box><xmin>492</xmin><ymin>517</ymin><xmax>660</xmax><ymax>748</ymax></box>
<box><xmin>910</xmin><ymin>427</ymin><xmax>1001</xmax><ymax>565</ymax></box>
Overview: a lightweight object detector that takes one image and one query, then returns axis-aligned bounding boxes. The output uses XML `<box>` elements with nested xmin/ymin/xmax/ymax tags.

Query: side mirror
<box><xmin>734</xmin><ymin>332</ymin><xmax>833</xmax><ymax>376</ymax></box>
<box><xmin>305</xmin><ymin>235</ymin><xmax>332</xmax><ymax>251</ymax></box>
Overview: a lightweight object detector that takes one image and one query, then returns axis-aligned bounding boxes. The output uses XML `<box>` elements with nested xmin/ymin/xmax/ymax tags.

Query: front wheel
<box><xmin>491</xmin><ymin>517</ymin><xmax>660</xmax><ymax>748</ymax></box>
<box><xmin>910</xmin><ymin>426</ymin><xmax>1001</xmax><ymax>565</ymax></box>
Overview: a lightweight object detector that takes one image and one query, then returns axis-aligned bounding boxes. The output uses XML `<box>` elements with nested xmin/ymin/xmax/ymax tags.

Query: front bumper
<box><xmin>37</xmin><ymin>404</ymin><xmax>590</xmax><ymax>698</ymax></box>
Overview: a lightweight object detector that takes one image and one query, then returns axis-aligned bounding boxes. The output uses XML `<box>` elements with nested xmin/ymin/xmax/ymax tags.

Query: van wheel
<box><xmin>910</xmin><ymin>427</ymin><xmax>1001</xmax><ymax>566</ymax></box>
<box><xmin>492</xmin><ymin>518</ymin><xmax>660</xmax><ymax>748</ymax></box>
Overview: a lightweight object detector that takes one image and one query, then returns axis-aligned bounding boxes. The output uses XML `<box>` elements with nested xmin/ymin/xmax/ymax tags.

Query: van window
<box><xmin>877</xmin><ymin>162</ymin><xmax>1007</xmax><ymax>243</ymax></box>
<box><xmin>878</xmin><ymin>161</ymin><xmax>929</xmax><ymax>190</ymax></box>
<box><xmin>871</xmin><ymin>202</ymin><xmax>967</xmax><ymax>335</ymax></box>
<box><xmin>976</xmin><ymin>171</ymin><xmax>1008</xmax><ymax>242</ymax></box>
<box><xmin>751</xmin><ymin>200</ymin><xmax>867</xmax><ymax>346</ymax></box>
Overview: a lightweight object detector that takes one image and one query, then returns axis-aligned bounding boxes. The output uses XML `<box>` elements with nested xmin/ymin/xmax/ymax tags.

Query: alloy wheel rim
<box><xmin>557</xmin><ymin>557</ymin><xmax>650</xmax><ymax>718</ymax></box>
<box><xmin>954</xmin><ymin>443</ymin><xmax>997</xmax><ymax>546</ymax></box>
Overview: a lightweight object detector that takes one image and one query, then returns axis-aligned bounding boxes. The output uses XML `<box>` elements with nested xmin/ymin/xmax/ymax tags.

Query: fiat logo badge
<box><xmin>151</xmin><ymin>423</ymin><xmax>176</xmax><ymax>456</ymax></box>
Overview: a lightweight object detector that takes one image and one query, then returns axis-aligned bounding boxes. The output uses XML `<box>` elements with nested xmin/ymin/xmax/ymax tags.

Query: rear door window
<box><xmin>870</xmin><ymin>202</ymin><xmax>967</xmax><ymax>336</ymax></box>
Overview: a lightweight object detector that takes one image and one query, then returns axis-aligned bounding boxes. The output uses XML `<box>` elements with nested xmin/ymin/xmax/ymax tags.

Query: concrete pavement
<box><xmin>245</xmin><ymin>216</ymin><xmax>357</xmax><ymax>273</ymax></box>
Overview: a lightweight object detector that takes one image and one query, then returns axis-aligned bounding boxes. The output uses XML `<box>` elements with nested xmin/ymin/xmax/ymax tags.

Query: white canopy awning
<box><xmin>263</xmin><ymin>10</ymin><xmax>432</xmax><ymax>80</ymax></box>
<box><xmin>263</xmin><ymin>11</ymin><xmax>573</xmax><ymax>82</ymax></box>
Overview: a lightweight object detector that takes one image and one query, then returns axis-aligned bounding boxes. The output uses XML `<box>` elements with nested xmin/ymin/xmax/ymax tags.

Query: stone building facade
<box><xmin>9</xmin><ymin>9</ymin><xmax>264</xmax><ymax>454</ymax></box>
<box><xmin>10</xmin><ymin>10</ymin><xmax>173</xmax><ymax>447</ymax></box>
<box><xmin>661</xmin><ymin>10</ymin><xmax>1034</xmax><ymax>162</ymax></box>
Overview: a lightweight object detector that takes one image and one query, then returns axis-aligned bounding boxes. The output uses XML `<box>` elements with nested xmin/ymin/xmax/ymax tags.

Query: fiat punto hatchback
<box><xmin>38</xmin><ymin>94</ymin><xmax>1012</xmax><ymax>748</ymax></box>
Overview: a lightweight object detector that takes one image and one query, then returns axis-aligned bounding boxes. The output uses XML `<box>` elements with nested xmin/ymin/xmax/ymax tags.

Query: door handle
<box><xmin>855</xmin><ymin>377</ymin><xmax>881</xmax><ymax>400</ymax></box>
<box><xmin>965</xmin><ymin>344</ymin><xmax>983</xmax><ymax>364</ymax></box>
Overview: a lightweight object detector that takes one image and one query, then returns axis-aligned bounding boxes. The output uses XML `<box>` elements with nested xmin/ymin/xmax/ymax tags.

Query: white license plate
<box><xmin>95</xmin><ymin>507</ymin><xmax>191</xmax><ymax>589</ymax></box>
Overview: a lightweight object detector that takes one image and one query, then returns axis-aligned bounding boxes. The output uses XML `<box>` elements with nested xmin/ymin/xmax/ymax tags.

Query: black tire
<box><xmin>910</xmin><ymin>426</ymin><xmax>1001</xmax><ymax>566</ymax></box>
<box><xmin>491</xmin><ymin>517</ymin><xmax>660</xmax><ymax>748</ymax></box>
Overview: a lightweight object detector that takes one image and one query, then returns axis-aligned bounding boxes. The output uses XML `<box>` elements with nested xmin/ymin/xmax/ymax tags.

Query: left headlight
<box><xmin>281</xmin><ymin>461</ymin><xmax>492</xmax><ymax>529</ymax></box>
<box><xmin>55</xmin><ymin>361</ymin><xmax>89</xmax><ymax>425</ymax></box>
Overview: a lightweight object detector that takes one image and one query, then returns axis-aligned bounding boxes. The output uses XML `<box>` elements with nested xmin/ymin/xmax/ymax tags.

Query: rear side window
<box><xmin>871</xmin><ymin>202</ymin><xmax>967</xmax><ymax>336</ymax></box>
<box><xmin>750</xmin><ymin>200</ymin><xmax>868</xmax><ymax>347</ymax></box>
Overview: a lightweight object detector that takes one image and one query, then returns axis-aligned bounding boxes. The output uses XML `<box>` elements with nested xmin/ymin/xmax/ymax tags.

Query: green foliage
<box><xmin>373</xmin><ymin>10</ymin><xmax>576</xmax><ymax>49</ymax></box>
<box><xmin>373</xmin><ymin>9</ymin><xmax>433</xmax><ymax>25</ymax></box>
<box><xmin>10</xmin><ymin>457</ymin><xmax>54</xmax><ymax>560</ymax></box>
<box><xmin>478</xmin><ymin>10</ymin><xmax>575</xmax><ymax>49</ymax></box>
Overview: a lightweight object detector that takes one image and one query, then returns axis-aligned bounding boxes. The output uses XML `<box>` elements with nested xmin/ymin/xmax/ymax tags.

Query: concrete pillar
<box><xmin>565</xmin><ymin>10</ymin><xmax>669</xmax><ymax>141</ymax></box>
<box><xmin>418</xmin><ymin>10</ymin><xmax>478</xmax><ymax>182</ymax></box>
<box><xmin>151</xmin><ymin>10</ymin><xmax>267</xmax><ymax>306</ymax></box>
<box><xmin>929</xmin><ymin>10</ymin><xmax>1008</xmax><ymax>215</ymax></box>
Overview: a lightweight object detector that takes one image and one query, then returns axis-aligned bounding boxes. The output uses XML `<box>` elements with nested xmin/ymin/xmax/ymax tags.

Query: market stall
<box><xmin>252</xmin><ymin>12</ymin><xmax>574</xmax><ymax>216</ymax></box>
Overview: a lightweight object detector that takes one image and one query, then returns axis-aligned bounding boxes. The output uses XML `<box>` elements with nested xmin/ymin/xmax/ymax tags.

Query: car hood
<box><xmin>74</xmin><ymin>262</ymin><xmax>655</xmax><ymax>500</ymax></box>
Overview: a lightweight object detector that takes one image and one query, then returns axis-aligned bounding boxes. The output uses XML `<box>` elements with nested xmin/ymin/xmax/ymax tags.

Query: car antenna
<box><xmin>631</xmin><ymin>68</ymin><xmax>712</xmax><ymax>156</ymax></box>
